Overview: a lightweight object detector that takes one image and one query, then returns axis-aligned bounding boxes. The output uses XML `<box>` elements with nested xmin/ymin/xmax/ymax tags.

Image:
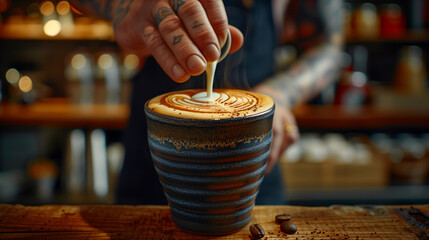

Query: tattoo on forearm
<box><xmin>259</xmin><ymin>1</ymin><xmax>343</xmax><ymax>107</ymax></box>
<box><xmin>173</xmin><ymin>0</ymin><xmax>187</xmax><ymax>12</ymax></box>
<box><xmin>269</xmin><ymin>78</ymin><xmax>301</xmax><ymax>107</ymax></box>
<box><xmin>113</xmin><ymin>0</ymin><xmax>134</xmax><ymax>29</ymax></box>
<box><xmin>192</xmin><ymin>21</ymin><xmax>204</xmax><ymax>29</ymax></box>
<box><xmin>154</xmin><ymin>7</ymin><xmax>174</xmax><ymax>26</ymax></box>
<box><xmin>173</xmin><ymin>35</ymin><xmax>183</xmax><ymax>45</ymax></box>
<box><xmin>263</xmin><ymin>45</ymin><xmax>342</xmax><ymax>107</ymax></box>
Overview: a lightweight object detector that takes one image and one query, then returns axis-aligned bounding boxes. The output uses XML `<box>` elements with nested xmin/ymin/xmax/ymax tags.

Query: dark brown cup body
<box><xmin>144</xmin><ymin>101</ymin><xmax>274</xmax><ymax>235</ymax></box>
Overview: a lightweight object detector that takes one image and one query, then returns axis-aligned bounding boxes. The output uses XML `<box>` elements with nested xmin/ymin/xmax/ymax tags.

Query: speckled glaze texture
<box><xmin>144</xmin><ymin>102</ymin><xmax>274</xmax><ymax>236</ymax></box>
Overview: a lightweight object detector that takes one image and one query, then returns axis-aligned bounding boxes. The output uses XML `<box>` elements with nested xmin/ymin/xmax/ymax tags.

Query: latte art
<box><xmin>168</xmin><ymin>91</ymin><xmax>257</xmax><ymax>112</ymax></box>
<box><xmin>148</xmin><ymin>89</ymin><xmax>274</xmax><ymax>119</ymax></box>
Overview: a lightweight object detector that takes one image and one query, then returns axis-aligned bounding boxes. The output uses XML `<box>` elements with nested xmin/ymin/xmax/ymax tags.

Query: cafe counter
<box><xmin>0</xmin><ymin>204</ymin><xmax>428</xmax><ymax>239</ymax></box>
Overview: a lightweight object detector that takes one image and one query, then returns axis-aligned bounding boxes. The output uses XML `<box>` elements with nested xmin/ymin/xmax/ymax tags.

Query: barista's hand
<box><xmin>266</xmin><ymin>106</ymin><xmax>299</xmax><ymax>173</ymax></box>
<box><xmin>114</xmin><ymin>0</ymin><xmax>244</xmax><ymax>83</ymax></box>
<box><xmin>252</xmin><ymin>86</ymin><xmax>300</xmax><ymax>174</ymax></box>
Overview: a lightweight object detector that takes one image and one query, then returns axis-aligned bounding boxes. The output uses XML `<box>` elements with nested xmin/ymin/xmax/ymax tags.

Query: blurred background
<box><xmin>0</xmin><ymin>0</ymin><xmax>429</xmax><ymax>206</ymax></box>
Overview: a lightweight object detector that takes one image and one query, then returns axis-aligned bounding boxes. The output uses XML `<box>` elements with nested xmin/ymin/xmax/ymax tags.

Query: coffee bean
<box><xmin>275</xmin><ymin>214</ymin><xmax>292</xmax><ymax>224</ymax></box>
<box><xmin>249</xmin><ymin>224</ymin><xmax>265</xmax><ymax>239</ymax></box>
<box><xmin>280</xmin><ymin>221</ymin><xmax>297</xmax><ymax>234</ymax></box>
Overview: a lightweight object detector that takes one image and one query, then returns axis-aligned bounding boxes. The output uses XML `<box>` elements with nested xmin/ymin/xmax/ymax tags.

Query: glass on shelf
<box><xmin>379</xmin><ymin>3</ymin><xmax>406</xmax><ymax>38</ymax></box>
<box><xmin>352</xmin><ymin>2</ymin><xmax>380</xmax><ymax>39</ymax></box>
<box><xmin>394</xmin><ymin>45</ymin><xmax>428</xmax><ymax>96</ymax></box>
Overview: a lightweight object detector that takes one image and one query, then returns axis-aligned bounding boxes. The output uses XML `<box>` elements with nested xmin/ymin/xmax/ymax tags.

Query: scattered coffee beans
<box><xmin>280</xmin><ymin>221</ymin><xmax>297</xmax><ymax>234</ymax></box>
<box><xmin>249</xmin><ymin>224</ymin><xmax>265</xmax><ymax>239</ymax></box>
<box><xmin>275</xmin><ymin>214</ymin><xmax>292</xmax><ymax>224</ymax></box>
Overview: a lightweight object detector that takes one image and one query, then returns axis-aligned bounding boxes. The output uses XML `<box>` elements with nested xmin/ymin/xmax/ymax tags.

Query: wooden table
<box><xmin>0</xmin><ymin>204</ymin><xmax>428</xmax><ymax>239</ymax></box>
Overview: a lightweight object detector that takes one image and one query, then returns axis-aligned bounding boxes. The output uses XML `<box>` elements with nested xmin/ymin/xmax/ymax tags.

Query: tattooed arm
<box><xmin>255</xmin><ymin>0</ymin><xmax>344</xmax><ymax>173</ymax></box>
<box><xmin>256</xmin><ymin>0</ymin><xmax>343</xmax><ymax>109</ymax></box>
<box><xmin>69</xmin><ymin>0</ymin><xmax>244</xmax><ymax>82</ymax></box>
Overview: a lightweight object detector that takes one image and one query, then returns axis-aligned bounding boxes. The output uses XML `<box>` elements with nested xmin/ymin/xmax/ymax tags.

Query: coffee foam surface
<box><xmin>148</xmin><ymin>89</ymin><xmax>274</xmax><ymax>120</ymax></box>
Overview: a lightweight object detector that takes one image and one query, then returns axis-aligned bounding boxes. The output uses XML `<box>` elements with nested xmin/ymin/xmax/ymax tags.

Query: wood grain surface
<box><xmin>0</xmin><ymin>204</ymin><xmax>428</xmax><ymax>239</ymax></box>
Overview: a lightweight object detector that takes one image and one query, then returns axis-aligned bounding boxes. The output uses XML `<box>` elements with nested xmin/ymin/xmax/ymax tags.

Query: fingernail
<box><xmin>187</xmin><ymin>55</ymin><xmax>206</xmax><ymax>74</ymax></box>
<box><xmin>203</xmin><ymin>44</ymin><xmax>220</xmax><ymax>62</ymax></box>
<box><xmin>172</xmin><ymin>64</ymin><xmax>186</xmax><ymax>78</ymax></box>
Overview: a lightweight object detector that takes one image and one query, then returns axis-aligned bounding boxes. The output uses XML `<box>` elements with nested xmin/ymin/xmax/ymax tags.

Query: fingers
<box><xmin>266</xmin><ymin>122</ymin><xmax>284</xmax><ymax>174</ymax></box>
<box><xmin>139</xmin><ymin>0</ymin><xmax>243</xmax><ymax>82</ymax></box>
<box><xmin>199</xmin><ymin>0</ymin><xmax>229</xmax><ymax>47</ymax></box>
<box><xmin>229</xmin><ymin>25</ymin><xmax>244</xmax><ymax>54</ymax></box>
<box><xmin>173</xmin><ymin>0</ymin><xmax>220</xmax><ymax>62</ymax></box>
<box><xmin>142</xmin><ymin>25</ymin><xmax>191</xmax><ymax>83</ymax></box>
<box><xmin>265</xmin><ymin>108</ymin><xmax>300</xmax><ymax>174</ymax></box>
<box><xmin>153</xmin><ymin>2</ymin><xmax>207</xmax><ymax>76</ymax></box>
<box><xmin>266</xmin><ymin>129</ymin><xmax>299</xmax><ymax>174</ymax></box>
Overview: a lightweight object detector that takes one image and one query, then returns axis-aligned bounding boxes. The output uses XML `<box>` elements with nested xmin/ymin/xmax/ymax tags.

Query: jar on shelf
<box><xmin>393</xmin><ymin>46</ymin><xmax>428</xmax><ymax>96</ymax></box>
<box><xmin>379</xmin><ymin>3</ymin><xmax>406</xmax><ymax>38</ymax></box>
<box><xmin>352</xmin><ymin>2</ymin><xmax>380</xmax><ymax>39</ymax></box>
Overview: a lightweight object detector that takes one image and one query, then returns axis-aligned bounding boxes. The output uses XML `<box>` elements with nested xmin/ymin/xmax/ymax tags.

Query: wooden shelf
<box><xmin>286</xmin><ymin>185</ymin><xmax>429</xmax><ymax>205</ymax></box>
<box><xmin>294</xmin><ymin>105</ymin><xmax>429</xmax><ymax>129</ymax></box>
<box><xmin>0</xmin><ymin>102</ymin><xmax>129</xmax><ymax>129</ymax></box>
<box><xmin>1</xmin><ymin>101</ymin><xmax>429</xmax><ymax>129</ymax></box>
<box><xmin>346</xmin><ymin>30</ymin><xmax>429</xmax><ymax>43</ymax></box>
<box><xmin>0</xmin><ymin>20</ymin><xmax>114</xmax><ymax>41</ymax></box>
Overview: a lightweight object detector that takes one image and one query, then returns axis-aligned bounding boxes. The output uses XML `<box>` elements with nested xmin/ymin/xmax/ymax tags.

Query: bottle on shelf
<box><xmin>379</xmin><ymin>3</ymin><xmax>406</xmax><ymax>38</ymax></box>
<box><xmin>352</xmin><ymin>2</ymin><xmax>380</xmax><ymax>39</ymax></box>
<box><xmin>410</xmin><ymin>0</ymin><xmax>425</xmax><ymax>31</ymax></box>
<box><xmin>96</xmin><ymin>51</ymin><xmax>121</xmax><ymax>104</ymax></box>
<box><xmin>65</xmin><ymin>51</ymin><xmax>94</xmax><ymax>104</ymax></box>
<box><xmin>334</xmin><ymin>46</ymin><xmax>371</xmax><ymax>111</ymax></box>
<box><xmin>394</xmin><ymin>45</ymin><xmax>428</xmax><ymax>96</ymax></box>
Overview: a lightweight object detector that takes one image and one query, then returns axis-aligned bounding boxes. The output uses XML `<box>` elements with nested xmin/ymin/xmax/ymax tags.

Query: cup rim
<box><xmin>144</xmin><ymin>101</ymin><xmax>275</xmax><ymax>125</ymax></box>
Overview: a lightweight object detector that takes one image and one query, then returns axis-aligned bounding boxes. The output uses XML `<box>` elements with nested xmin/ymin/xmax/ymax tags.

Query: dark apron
<box><xmin>116</xmin><ymin>0</ymin><xmax>285</xmax><ymax>205</ymax></box>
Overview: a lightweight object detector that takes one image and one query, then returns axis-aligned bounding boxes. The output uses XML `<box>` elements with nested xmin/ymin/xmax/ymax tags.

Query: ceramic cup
<box><xmin>144</xmin><ymin>89</ymin><xmax>274</xmax><ymax>235</ymax></box>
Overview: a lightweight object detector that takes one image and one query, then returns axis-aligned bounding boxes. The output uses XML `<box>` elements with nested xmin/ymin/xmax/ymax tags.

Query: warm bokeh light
<box><xmin>18</xmin><ymin>76</ymin><xmax>33</xmax><ymax>93</ymax></box>
<box><xmin>124</xmin><ymin>54</ymin><xmax>139</xmax><ymax>70</ymax></box>
<box><xmin>98</xmin><ymin>54</ymin><xmax>113</xmax><ymax>70</ymax></box>
<box><xmin>351</xmin><ymin>71</ymin><xmax>367</xmax><ymax>88</ymax></box>
<box><xmin>71</xmin><ymin>54</ymin><xmax>87</xmax><ymax>70</ymax></box>
<box><xmin>44</xmin><ymin>19</ymin><xmax>62</xmax><ymax>36</ymax></box>
<box><xmin>5</xmin><ymin>68</ymin><xmax>20</xmax><ymax>84</ymax></box>
<box><xmin>56</xmin><ymin>1</ymin><xmax>70</xmax><ymax>16</ymax></box>
<box><xmin>0</xmin><ymin>0</ymin><xmax>9</xmax><ymax>13</ymax></box>
<box><xmin>40</xmin><ymin>1</ymin><xmax>55</xmax><ymax>16</ymax></box>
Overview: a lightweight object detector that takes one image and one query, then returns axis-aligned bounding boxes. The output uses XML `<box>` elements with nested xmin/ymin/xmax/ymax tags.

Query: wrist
<box><xmin>252</xmin><ymin>85</ymin><xmax>292</xmax><ymax>109</ymax></box>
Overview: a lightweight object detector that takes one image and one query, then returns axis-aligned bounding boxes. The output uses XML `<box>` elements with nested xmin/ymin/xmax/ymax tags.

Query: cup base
<box><xmin>171</xmin><ymin>211</ymin><xmax>252</xmax><ymax>236</ymax></box>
